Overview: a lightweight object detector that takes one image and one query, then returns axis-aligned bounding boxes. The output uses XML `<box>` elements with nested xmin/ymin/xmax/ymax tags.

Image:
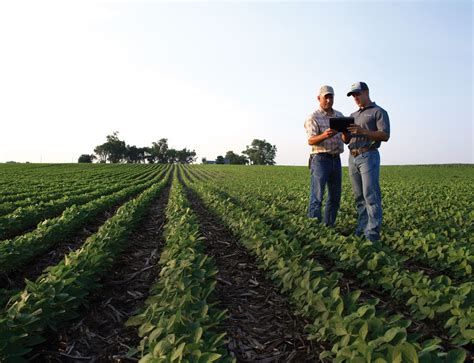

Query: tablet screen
<box><xmin>329</xmin><ymin>117</ymin><xmax>354</xmax><ymax>132</ymax></box>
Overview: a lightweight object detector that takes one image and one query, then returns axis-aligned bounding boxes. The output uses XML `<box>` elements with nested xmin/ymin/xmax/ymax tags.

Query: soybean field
<box><xmin>0</xmin><ymin>163</ymin><xmax>472</xmax><ymax>362</ymax></box>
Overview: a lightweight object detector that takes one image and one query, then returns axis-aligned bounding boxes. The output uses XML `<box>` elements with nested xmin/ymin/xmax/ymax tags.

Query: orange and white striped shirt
<box><xmin>304</xmin><ymin>108</ymin><xmax>345</xmax><ymax>155</ymax></box>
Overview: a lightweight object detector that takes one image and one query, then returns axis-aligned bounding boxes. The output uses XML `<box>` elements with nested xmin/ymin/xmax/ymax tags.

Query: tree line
<box><xmin>78</xmin><ymin>132</ymin><xmax>196</xmax><ymax>164</ymax></box>
<box><xmin>204</xmin><ymin>139</ymin><xmax>277</xmax><ymax>165</ymax></box>
<box><xmin>79</xmin><ymin>133</ymin><xmax>277</xmax><ymax>165</ymax></box>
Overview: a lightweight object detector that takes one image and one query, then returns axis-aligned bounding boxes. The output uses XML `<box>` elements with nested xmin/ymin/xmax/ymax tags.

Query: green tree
<box><xmin>105</xmin><ymin>131</ymin><xmax>127</xmax><ymax>163</ymax></box>
<box><xmin>78</xmin><ymin>154</ymin><xmax>96</xmax><ymax>163</ymax></box>
<box><xmin>144</xmin><ymin>147</ymin><xmax>155</xmax><ymax>163</ymax></box>
<box><xmin>125</xmin><ymin>146</ymin><xmax>148</xmax><ymax>163</ymax></box>
<box><xmin>176</xmin><ymin>148</ymin><xmax>197</xmax><ymax>164</ymax></box>
<box><xmin>93</xmin><ymin>144</ymin><xmax>108</xmax><ymax>163</ymax></box>
<box><xmin>125</xmin><ymin>145</ymin><xmax>141</xmax><ymax>163</ymax></box>
<box><xmin>148</xmin><ymin>140</ymin><xmax>196</xmax><ymax>164</ymax></box>
<box><xmin>94</xmin><ymin>131</ymin><xmax>127</xmax><ymax>163</ymax></box>
<box><xmin>243</xmin><ymin>139</ymin><xmax>277</xmax><ymax>165</ymax></box>
<box><xmin>149</xmin><ymin>138</ymin><xmax>169</xmax><ymax>163</ymax></box>
<box><xmin>216</xmin><ymin>155</ymin><xmax>225</xmax><ymax>164</ymax></box>
<box><xmin>92</xmin><ymin>134</ymin><xmax>197</xmax><ymax>164</ymax></box>
<box><xmin>225</xmin><ymin>150</ymin><xmax>248</xmax><ymax>165</ymax></box>
<box><xmin>165</xmin><ymin>149</ymin><xmax>177</xmax><ymax>164</ymax></box>
<box><xmin>136</xmin><ymin>147</ymin><xmax>148</xmax><ymax>163</ymax></box>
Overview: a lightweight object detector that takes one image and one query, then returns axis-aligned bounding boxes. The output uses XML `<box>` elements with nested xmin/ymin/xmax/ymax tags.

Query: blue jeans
<box><xmin>307</xmin><ymin>153</ymin><xmax>342</xmax><ymax>226</ymax></box>
<box><xmin>348</xmin><ymin>149</ymin><xmax>382</xmax><ymax>241</ymax></box>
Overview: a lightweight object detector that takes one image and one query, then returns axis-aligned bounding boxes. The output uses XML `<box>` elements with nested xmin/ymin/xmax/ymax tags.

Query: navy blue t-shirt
<box><xmin>349</xmin><ymin>102</ymin><xmax>390</xmax><ymax>150</ymax></box>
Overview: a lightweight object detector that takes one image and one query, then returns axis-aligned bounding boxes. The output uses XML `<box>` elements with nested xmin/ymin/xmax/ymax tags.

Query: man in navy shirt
<box><xmin>345</xmin><ymin>82</ymin><xmax>390</xmax><ymax>241</ymax></box>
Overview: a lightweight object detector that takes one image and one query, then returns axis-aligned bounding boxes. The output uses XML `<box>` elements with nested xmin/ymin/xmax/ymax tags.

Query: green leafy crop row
<box><xmin>126</xmin><ymin>171</ymin><xmax>234</xmax><ymax>363</ymax></box>
<box><xmin>0</xmin><ymin>166</ymin><xmax>152</xmax><ymax>216</ymax></box>
<box><xmin>197</xmin><ymin>171</ymin><xmax>474</xmax><ymax>347</ymax></box>
<box><xmin>0</xmin><ymin>163</ymin><xmax>154</xmax><ymax>205</ymax></box>
<box><xmin>0</xmin><ymin>167</ymin><xmax>165</xmax><ymax>240</ymax></box>
<box><xmin>0</xmin><ymin>167</ymin><xmax>171</xmax><ymax>361</ymax></box>
<box><xmin>221</xmin><ymin>178</ymin><xmax>473</xmax><ymax>281</ymax></box>
<box><xmin>0</xmin><ymin>167</ymin><xmax>168</xmax><ymax>277</ymax></box>
<box><xmin>183</xmin><ymin>169</ymin><xmax>467</xmax><ymax>363</ymax></box>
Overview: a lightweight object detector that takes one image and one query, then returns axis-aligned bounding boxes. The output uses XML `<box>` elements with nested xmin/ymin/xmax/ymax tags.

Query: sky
<box><xmin>0</xmin><ymin>0</ymin><xmax>472</xmax><ymax>166</ymax></box>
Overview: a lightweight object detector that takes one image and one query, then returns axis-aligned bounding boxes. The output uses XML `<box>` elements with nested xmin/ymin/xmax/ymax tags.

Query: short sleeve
<box><xmin>376</xmin><ymin>108</ymin><xmax>390</xmax><ymax>135</ymax></box>
<box><xmin>304</xmin><ymin>114</ymin><xmax>319</xmax><ymax>138</ymax></box>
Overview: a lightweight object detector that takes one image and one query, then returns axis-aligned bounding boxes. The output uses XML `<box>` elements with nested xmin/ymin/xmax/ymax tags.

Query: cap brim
<box><xmin>347</xmin><ymin>89</ymin><xmax>361</xmax><ymax>97</ymax></box>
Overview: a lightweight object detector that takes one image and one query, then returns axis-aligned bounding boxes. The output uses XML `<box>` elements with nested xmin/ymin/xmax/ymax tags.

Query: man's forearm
<box><xmin>308</xmin><ymin>134</ymin><xmax>327</xmax><ymax>145</ymax></box>
<box><xmin>365</xmin><ymin>130</ymin><xmax>390</xmax><ymax>142</ymax></box>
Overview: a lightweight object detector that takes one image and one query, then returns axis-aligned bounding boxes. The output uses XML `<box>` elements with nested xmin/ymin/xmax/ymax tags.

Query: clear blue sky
<box><xmin>0</xmin><ymin>0</ymin><xmax>472</xmax><ymax>165</ymax></box>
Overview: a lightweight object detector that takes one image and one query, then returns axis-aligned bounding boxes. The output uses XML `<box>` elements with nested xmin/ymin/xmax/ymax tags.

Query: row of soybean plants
<box><xmin>0</xmin><ymin>166</ymin><xmax>168</xmax><ymax>287</ymax></box>
<box><xmin>0</xmin><ymin>164</ymin><xmax>95</xmax><ymax>193</ymax></box>
<box><xmin>0</xmin><ymin>165</ymin><xmax>141</xmax><ymax>214</ymax></box>
<box><xmin>189</xmin><ymin>166</ymin><xmax>474</xmax><ymax>348</ymax></box>
<box><xmin>202</xmin><ymin>165</ymin><xmax>473</xmax><ymax>282</ymax></box>
<box><xmin>376</xmin><ymin>180</ymin><xmax>473</xmax><ymax>279</ymax></box>
<box><xmin>211</xmin><ymin>169</ymin><xmax>473</xmax><ymax>281</ymax></box>
<box><xmin>340</xmin><ymin>166</ymin><xmax>473</xmax><ymax>278</ymax></box>
<box><xmin>218</xmin><ymin>164</ymin><xmax>473</xmax><ymax>279</ymax></box>
<box><xmin>331</xmin><ymin>166</ymin><xmax>473</xmax><ymax>279</ymax></box>
<box><xmin>379</xmin><ymin>166</ymin><xmax>473</xmax><ymax>239</ymax></box>
<box><xmin>0</xmin><ymin>164</ymin><xmax>138</xmax><ymax>202</ymax></box>
<box><xmin>126</xmin><ymin>170</ymin><xmax>233</xmax><ymax>362</ymax></box>
<box><xmin>0</xmin><ymin>165</ymin><xmax>163</xmax><ymax>240</ymax></box>
<box><xmin>183</xmin><ymin>166</ymin><xmax>468</xmax><ymax>362</ymax></box>
<box><xmin>0</xmin><ymin>164</ymin><xmax>156</xmax><ymax>212</ymax></box>
<box><xmin>0</xmin><ymin>166</ymin><xmax>171</xmax><ymax>361</ymax></box>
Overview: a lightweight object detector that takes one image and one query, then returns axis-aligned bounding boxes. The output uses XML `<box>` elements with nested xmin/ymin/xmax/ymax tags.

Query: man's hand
<box><xmin>308</xmin><ymin>128</ymin><xmax>339</xmax><ymax>146</ymax></box>
<box><xmin>346</xmin><ymin>124</ymin><xmax>389</xmax><ymax>142</ymax></box>
<box><xmin>341</xmin><ymin>131</ymin><xmax>351</xmax><ymax>144</ymax></box>
<box><xmin>347</xmin><ymin>124</ymin><xmax>367</xmax><ymax>136</ymax></box>
<box><xmin>322</xmin><ymin>128</ymin><xmax>338</xmax><ymax>139</ymax></box>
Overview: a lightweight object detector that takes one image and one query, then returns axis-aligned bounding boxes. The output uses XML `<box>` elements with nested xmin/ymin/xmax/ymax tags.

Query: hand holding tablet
<box><xmin>329</xmin><ymin>117</ymin><xmax>354</xmax><ymax>133</ymax></box>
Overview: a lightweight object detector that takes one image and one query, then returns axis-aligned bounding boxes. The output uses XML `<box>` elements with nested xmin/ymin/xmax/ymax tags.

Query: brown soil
<box><xmin>192</xmin><ymin>181</ymin><xmax>464</xmax><ymax>355</ymax></box>
<box><xmin>27</xmin><ymin>181</ymin><xmax>171</xmax><ymax>362</ymax></box>
<box><xmin>180</xmin><ymin>176</ymin><xmax>322</xmax><ymax>362</ymax></box>
<box><xmin>0</xmin><ymin>192</ymin><xmax>144</xmax><ymax>299</ymax></box>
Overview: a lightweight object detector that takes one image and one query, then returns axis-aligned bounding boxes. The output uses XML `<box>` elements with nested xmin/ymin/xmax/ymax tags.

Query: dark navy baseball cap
<box><xmin>347</xmin><ymin>82</ymin><xmax>369</xmax><ymax>96</ymax></box>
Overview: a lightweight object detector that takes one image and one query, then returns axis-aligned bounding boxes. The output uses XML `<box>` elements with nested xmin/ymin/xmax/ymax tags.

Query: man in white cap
<box><xmin>345</xmin><ymin>82</ymin><xmax>390</xmax><ymax>241</ymax></box>
<box><xmin>304</xmin><ymin>85</ymin><xmax>347</xmax><ymax>226</ymax></box>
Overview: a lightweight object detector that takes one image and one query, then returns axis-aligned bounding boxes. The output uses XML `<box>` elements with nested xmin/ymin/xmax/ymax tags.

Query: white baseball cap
<box><xmin>319</xmin><ymin>85</ymin><xmax>334</xmax><ymax>96</ymax></box>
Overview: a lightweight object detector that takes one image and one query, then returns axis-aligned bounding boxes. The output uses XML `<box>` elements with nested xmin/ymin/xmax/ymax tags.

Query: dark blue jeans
<box><xmin>307</xmin><ymin>153</ymin><xmax>342</xmax><ymax>226</ymax></box>
<box><xmin>348</xmin><ymin>149</ymin><xmax>382</xmax><ymax>241</ymax></box>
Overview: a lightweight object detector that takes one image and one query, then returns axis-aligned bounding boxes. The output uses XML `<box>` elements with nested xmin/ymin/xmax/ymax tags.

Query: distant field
<box><xmin>0</xmin><ymin>163</ymin><xmax>472</xmax><ymax>362</ymax></box>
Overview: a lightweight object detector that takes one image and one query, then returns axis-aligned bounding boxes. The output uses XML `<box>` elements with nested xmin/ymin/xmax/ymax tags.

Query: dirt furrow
<box><xmin>28</xmin><ymin>181</ymin><xmax>171</xmax><ymax>362</ymax></box>
<box><xmin>0</xmin><ymin>193</ymin><xmax>142</xmax><ymax>299</ymax></box>
<box><xmin>181</xmin><ymin>177</ymin><xmax>320</xmax><ymax>362</ymax></box>
<box><xmin>199</xmin><ymin>185</ymin><xmax>461</xmax><ymax>351</ymax></box>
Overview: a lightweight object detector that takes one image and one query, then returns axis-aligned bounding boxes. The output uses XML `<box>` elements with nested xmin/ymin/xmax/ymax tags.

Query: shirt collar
<box><xmin>318</xmin><ymin>107</ymin><xmax>335</xmax><ymax>116</ymax></box>
<box><xmin>359</xmin><ymin>102</ymin><xmax>376</xmax><ymax>112</ymax></box>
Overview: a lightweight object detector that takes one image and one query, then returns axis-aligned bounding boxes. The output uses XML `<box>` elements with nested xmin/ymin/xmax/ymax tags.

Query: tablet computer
<box><xmin>329</xmin><ymin>117</ymin><xmax>354</xmax><ymax>133</ymax></box>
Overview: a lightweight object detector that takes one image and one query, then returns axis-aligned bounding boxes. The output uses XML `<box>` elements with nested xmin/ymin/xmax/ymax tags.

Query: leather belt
<box><xmin>318</xmin><ymin>152</ymin><xmax>340</xmax><ymax>158</ymax></box>
<box><xmin>310</xmin><ymin>152</ymin><xmax>340</xmax><ymax>159</ymax></box>
<box><xmin>350</xmin><ymin>147</ymin><xmax>376</xmax><ymax>157</ymax></box>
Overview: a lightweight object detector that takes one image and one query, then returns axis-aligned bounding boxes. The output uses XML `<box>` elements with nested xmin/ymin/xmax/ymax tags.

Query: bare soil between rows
<box><xmin>203</xmin><ymin>185</ymin><xmax>470</xmax><ymax>355</ymax></box>
<box><xmin>27</xmin><ymin>181</ymin><xmax>171</xmax><ymax>362</ymax></box>
<box><xmin>181</xmin><ymin>176</ymin><xmax>320</xmax><ymax>362</ymax></box>
<box><xmin>0</xmin><ymin>192</ymin><xmax>144</xmax><ymax>302</ymax></box>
